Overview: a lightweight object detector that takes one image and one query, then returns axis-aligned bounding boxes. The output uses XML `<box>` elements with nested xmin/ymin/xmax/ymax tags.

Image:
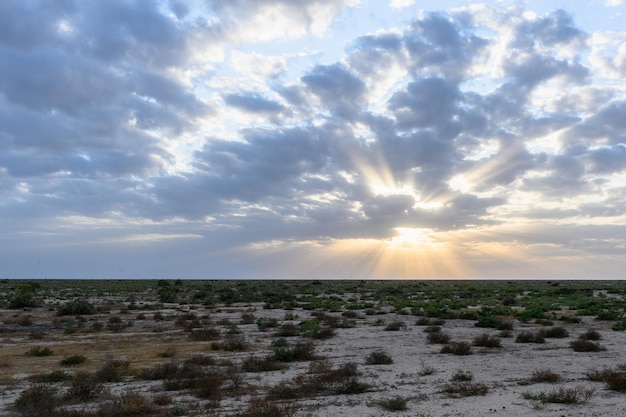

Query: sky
<box><xmin>1</xmin><ymin>0</ymin><xmax>626</xmax><ymax>279</ymax></box>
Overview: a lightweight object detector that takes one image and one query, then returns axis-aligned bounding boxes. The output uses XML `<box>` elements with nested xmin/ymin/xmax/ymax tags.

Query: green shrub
<box><xmin>299</xmin><ymin>319</ymin><xmax>322</xmax><ymax>337</ymax></box>
<box><xmin>451</xmin><ymin>370</ymin><xmax>473</xmax><ymax>381</ymax></box>
<box><xmin>475</xmin><ymin>316</ymin><xmax>502</xmax><ymax>328</ymax></box>
<box><xmin>271</xmin><ymin>337</ymin><xmax>289</xmax><ymax>347</ymax></box>
<box><xmin>256</xmin><ymin>317</ymin><xmax>279</xmax><ymax>331</ymax></box>
<box><xmin>377</xmin><ymin>396</ymin><xmax>408</xmax><ymax>411</ymax></box>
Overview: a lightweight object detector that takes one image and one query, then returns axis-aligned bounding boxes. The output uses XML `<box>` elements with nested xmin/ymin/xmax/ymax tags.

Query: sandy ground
<box><xmin>1</xmin><ymin>302</ymin><xmax>626</xmax><ymax>416</ymax></box>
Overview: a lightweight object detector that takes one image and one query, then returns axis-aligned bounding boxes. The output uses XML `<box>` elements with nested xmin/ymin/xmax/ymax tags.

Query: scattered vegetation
<box><xmin>522</xmin><ymin>386</ymin><xmax>595</xmax><ymax>404</ymax></box>
<box><xmin>3</xmin><ymin>279</ymin><xmax>626</xmax><ymax>416</ymax></box>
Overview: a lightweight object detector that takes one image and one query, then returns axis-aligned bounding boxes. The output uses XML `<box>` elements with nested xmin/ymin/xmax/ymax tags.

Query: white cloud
<box><xmin>230</xmin><ymin>51</ymin><xmax>287</xmax><ymax>81</ymax></box>
<box><xmin>390</xmin><ymin>0</ymin><xmax>415</xmax><ymax>9</ymax></box>
<box><xmin>605</xmin><ymin>0</ymin><xmax>623</xmax><ymax>6</ymax></box>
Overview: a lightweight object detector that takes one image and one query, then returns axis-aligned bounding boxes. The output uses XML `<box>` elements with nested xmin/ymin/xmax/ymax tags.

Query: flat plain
<box><xmin>2</xmin><ymin>279</ymin><xmax>626</xmax><ymax>417</ymax></box>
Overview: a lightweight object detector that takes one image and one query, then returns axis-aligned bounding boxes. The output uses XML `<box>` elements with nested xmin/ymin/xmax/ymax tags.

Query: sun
<box><xmin>390</xmin><ymin>227</ymin><xmax>435</xmax><ymax>249</ymax></box>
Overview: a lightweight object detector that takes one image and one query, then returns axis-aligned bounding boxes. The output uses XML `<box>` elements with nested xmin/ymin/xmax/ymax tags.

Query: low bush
<box><xmin>274</xmin><ymin>323</ymin><xmax>300</xmax><ymax>337</ymax></box>
<box><xmin>235</xmin><ymin>397</ymin><xmax>299</xmax><ymax>417</ymax></box>
<box><xmin>473</xmin><ymin>333</ymin><xmax>501</xmax><ymax>348</ymax></box>
<box><xmin>268</xmin><ymin>362</ymin><xmax>367</xmax><ymax>399</ymax></box>
<box><xmin>219</xmin><ymin>334</ymin><xmax>248</xmax><ymax>351</ymax></box>
<box><xmin>377</xmin><ymin>396</ymin><xmax>408</xmax><ymax>411</ymax></box>
<box><xmin>13</xmin><ymin>384</ymin><xmax>58</xmax><ymax>417</ymax></box>
<box><xmin>256</xmin><ymin>317</ymin><xmax>279</xmax><ymax>331</ymax></box>
<box><xmin>365</xmin><ymin>350</ymin><xmax>393</xmax><ymax>365</ymax></box>
<box><xmin>451</xmin><ymin>370</ymin><xmax>473</xmax><ymax>382</ymax></box>
<box><xmin>579</xmin><ymin>329</ymin><xmax>601</xmax><ymax>341</ymax></box>
<box><xmin>60</xmin><ymin>355</ymin><xmax>87</xmax><ymax>366</ymax></box>
<box><xmin>427</xmin><ymin>331</ymin><xmax>451</xmax><ymax>344</ymax></box>
<box><xmin>585</xmin><ymin>368</ymin><xmax>609</xmax><ymax>382</ymax></box>
<box><xmin>299</xmin><ymin>319</ymin><xmax>322</xmax><ymax>337</ymax></box>
<box><xmin>384</xmin><ymin>320</ymin><xmax>407</xmax><ymax>331</ymax></box>
<box><xmin>440</xmin><ymin>341</ymin><xmax>472</xmax><ymax>355</ymax></box>
<box><xmin>539</xmin><ymin>326</ymin><xmax>569</xmax><ymax>338</ymax></box>
<box><xmin>531</xmin><ymin>369</ymin><xmax>561</xmax><ymax>383</ymax></box>
<box><xmin>515</xmin><ymin>332</ymin><xmax>545</xmax><ymax>344</ymax></box>
<box><xmin>423</xmin><ymin>325</ymin><xmax>441</xmax><ymax>333</ymax></box>
<box><xmin>604</xmin><ymin>370</ymin><xmax>626</xmax><ymax>391</ymax></box>
<box><xmin>274</xmin><ymin>340</ymin><xmax>316</xmax><ymax>362</ymax></box>
<box><xmin>94</xmin><ymin>358</ymin><xmax>132</xmax><ymax>383</ymax></box>
<box><xmin>415</xmin><ymin>316</ymin><xmax>431</xmax><ymax>325</ymax></box>
<box><xmin>522</xmin><ymin>386</ymin><xmax>594</xmax><ymax>404</ymax></box>
<box><xmin>271</xmin><ymin>337</ymin><xmax>289</xmax><ymax>347</ymax></box>
<box><xmin>98</xmin><ymin>392</ymin><xmax>161</xmax><ymax>417</ymax></box>
<box><xmin>31</xmin><ymin>370</ymin><xmax>72</xmax><ymax>383</ymax></box>
<box><xmin>569</xmin><ymin>340</ymin><xmax>605</xmax><ymax>352</ymax></box>
<box><xmin>497</xmin><ymin>320</ymin><xmax>514</xmax><ymax>331</ymax></box>
<box><xmin>475</xmin><ymin>316</ymin><xmax>502</xmax><ymax>328</ymax></box>
<box><xmin>442</xmin><ymin>381</ymin><xmax>488</xmax><ymax>397</ymax></box>
<box><xmin>189</xmin><ymin>327</ymin><xmax>221</xmax><ymax>341</ymax></box>
<box><xmin>240</xmin><ymin>313</ymin><xmax>256</xmax><ymax>325</ymax></box>
<box><xmin>57</xmin><ymin>299</ymin><xmax>96</xmax><ymax>316</ymax></box>
<box><xmin>241</xmin><ymin>355</ymin><xmax>284</xmax><ymax>372</ymax></box>
<box><xmin>65</xmin><ymin>371</ymin><xmax>103</xmax><ymax>402</ymax></box>
<box><xmin>25</xmin><ymin>346</ymin><xmax>54</xmax><ymax>357</ymax></box>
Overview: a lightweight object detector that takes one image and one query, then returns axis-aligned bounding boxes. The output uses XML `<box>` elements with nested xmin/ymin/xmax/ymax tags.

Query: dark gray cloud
<box><xmin>223</xmin><ymin>92</ymin><xmax>285</xmax><ymax>114</ymax></box>
<box><xmin>301</xmin><ymin>63</ymin><xmax>366</xmax><ymax>119</ymax></box>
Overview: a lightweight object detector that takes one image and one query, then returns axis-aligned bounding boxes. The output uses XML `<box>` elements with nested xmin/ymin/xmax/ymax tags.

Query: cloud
<box><xmin>2</xmin><ymin>2</ymin><xmax>626</xmax><ymax>278</ymax></box>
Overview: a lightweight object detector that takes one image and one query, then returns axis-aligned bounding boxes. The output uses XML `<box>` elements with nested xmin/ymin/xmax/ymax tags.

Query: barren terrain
<box><xmin>1</xmin><ymin>280</ymin><xmax>626</xmax><ymax>416</ymax></box>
